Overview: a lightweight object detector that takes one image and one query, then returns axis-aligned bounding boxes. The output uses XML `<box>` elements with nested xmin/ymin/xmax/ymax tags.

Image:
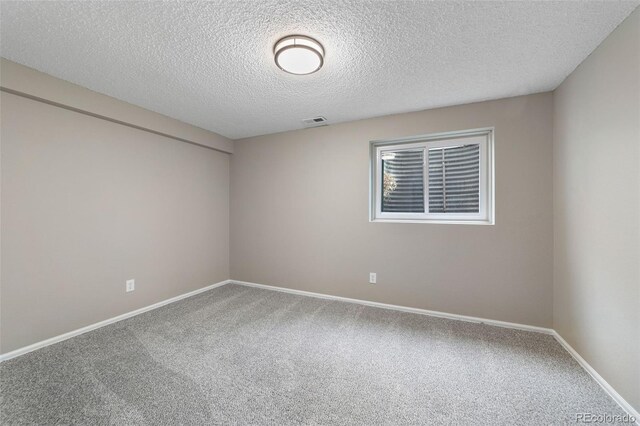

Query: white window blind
<box><xmin>428</xmin><ymin>144</ymin><xmax>480</xmax><ymax>213</ymax></box>
<box><xmin>381</xmin><ymin>150</ymin><xmax>424</xmax><ymax>213</ymax></box>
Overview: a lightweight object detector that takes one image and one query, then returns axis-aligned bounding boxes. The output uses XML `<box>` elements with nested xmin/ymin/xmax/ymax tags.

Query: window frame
<box><xmin>370</xmin><ymin>128</ymin><xmax>494</xmax><ymax>225</ymax></box>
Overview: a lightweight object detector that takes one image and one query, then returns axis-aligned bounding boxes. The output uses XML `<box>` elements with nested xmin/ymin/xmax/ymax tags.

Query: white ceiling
<box><xmin>1</xmin><ymin>1</ymin><xmax>638</xmax><ymax>139</ymax></box>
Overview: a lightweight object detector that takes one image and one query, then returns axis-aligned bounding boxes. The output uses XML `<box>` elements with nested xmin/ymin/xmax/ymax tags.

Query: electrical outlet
<box><xmin>369</xmin><ymin>272</ymin><xmax>377</xmax><ymax>284</ymax></box>
<box><xmin>126</xmin><ymin>279</ymin><xmax>135</xmax><ymax>292</ymax></box>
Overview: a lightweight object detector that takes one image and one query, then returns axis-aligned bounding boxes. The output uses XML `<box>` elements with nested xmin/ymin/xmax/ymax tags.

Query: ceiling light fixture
<box><xmin>274</xmin><ymin>35</ymin><xmax>324</xmax><ymax>75</ymax></box>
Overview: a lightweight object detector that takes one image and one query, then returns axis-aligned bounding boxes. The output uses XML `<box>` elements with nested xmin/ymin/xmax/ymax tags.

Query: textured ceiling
<box><xmin>1</xmin><ymin>1</ymin><xmax>638</xmax><ymax>139</ymax></box>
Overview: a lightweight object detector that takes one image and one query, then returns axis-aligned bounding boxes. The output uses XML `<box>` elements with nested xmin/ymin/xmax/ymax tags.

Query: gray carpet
<box><xmin>0</xmin><ymin>284</ymin><xmax>629</xmax><ymax>425</ymax></box>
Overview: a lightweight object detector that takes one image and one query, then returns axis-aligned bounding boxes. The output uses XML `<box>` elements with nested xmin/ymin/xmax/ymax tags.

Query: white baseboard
<box><xmin>0</xmin><ymin>278</ymin><xmax>552</xmax><ymax>363</ymax></box>
<box><xmin>231</xmin><ymin>280</ymin><xmax>554</xmax><ymax>335</ymax></box>
<box><xmin>552</xmin><ymin>331</ymin><xmax>639</xmax><ymax>424</ymax></box>
<box><xmin>0</xmin><ymin>279</ymin><xmax>232</xmax><ymax>362</ymax></box>
<box><xmin>1</xmin><ymin>279</ymin><xmax>552</xmax><ymax>364</ymax></box>
<box><xmin>232</xmin><ymin>280</ymin><xmax>638</xmax><ymax>421</ymax></box>
<box><xmin>2</xmin><ymin>277</ymin><xmax>636</xmax><ymax>422</ymax></box>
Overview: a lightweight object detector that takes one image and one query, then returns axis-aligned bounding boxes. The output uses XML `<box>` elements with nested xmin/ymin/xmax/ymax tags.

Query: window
<box><xmin>370</xmin><ymin>128</ymin><xmax>494</xmax><ymax>224</ymax></box>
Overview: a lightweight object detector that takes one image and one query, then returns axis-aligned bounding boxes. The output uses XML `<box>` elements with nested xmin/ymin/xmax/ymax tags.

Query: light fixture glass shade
<box><xmin>274</xmin><ymin>35</ymin><xmax>324</xmax><ymax>75</ymax></box>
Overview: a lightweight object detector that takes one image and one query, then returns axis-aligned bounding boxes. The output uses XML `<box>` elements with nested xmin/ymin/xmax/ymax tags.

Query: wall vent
<box><xmin>302</xmin><ymin>116</ymin><xmax>328</xmax><ymax>128</ymax></box>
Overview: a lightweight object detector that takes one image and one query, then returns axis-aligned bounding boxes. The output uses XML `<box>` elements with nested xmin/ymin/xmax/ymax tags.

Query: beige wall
<box><xmin>553</xmin><ymin>8</ymin><xmax>640</xmax><ymax>412</ymax></box>
<box><xmin>0</xmin><ymin>58</ymin><xmax>233</xmax><ymax>154</ymax></box>
<box><xmin>1</xmin><ymin>90</ymin><xmax>230</xmax><ymax>353</ymax></box>
<box><xmin>231</xmin><ymin>93</ymin><xmax>554</xmax><ymax>327</ymax></box>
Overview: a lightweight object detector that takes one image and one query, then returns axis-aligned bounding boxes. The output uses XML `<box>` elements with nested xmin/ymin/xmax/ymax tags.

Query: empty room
<box><xmin>0</xmin><ymin>1</ymin><xmax>638</xmax><ymax>424</ymax></box>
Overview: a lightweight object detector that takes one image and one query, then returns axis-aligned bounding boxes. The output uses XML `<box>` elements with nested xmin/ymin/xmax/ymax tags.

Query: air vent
<box><xmin>301</xmin><ymin>116</ymin><xmax>328</xmax><ymax>128</ymax></box>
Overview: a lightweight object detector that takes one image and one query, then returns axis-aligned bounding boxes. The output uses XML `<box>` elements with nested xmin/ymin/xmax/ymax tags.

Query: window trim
<box><xmin>369</xmin><ymin>128</ymin><xmax>495</xmax><ymax>225</ymax></box>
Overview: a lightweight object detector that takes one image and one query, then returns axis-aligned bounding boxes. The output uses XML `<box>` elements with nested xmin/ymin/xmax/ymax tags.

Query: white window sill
<box><xmin>370</xmin><ymin>218</ymin><xmax>495</xmax><ymax>225</ymax></box>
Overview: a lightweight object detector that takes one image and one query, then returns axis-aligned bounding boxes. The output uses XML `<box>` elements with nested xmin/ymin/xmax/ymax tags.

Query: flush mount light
<box><xmin>274</xmin><ymin>35</ymin><xmax>324</xmax><ymax>75</ymax></box>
